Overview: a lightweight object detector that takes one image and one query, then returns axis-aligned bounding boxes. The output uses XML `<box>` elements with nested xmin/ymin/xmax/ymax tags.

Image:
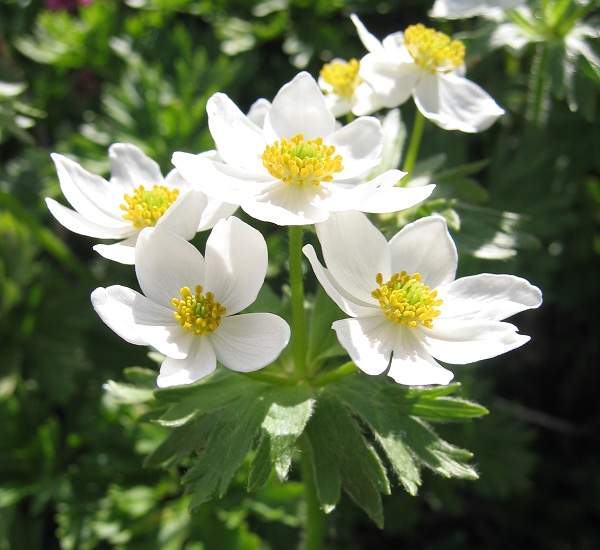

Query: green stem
<box><xmin>529</xmin><ymin>44</ymin><xmax>549</xmax><ymax>126</ymax></box>
<box><xmin>289</xmin><ymin>225</ymin><xmax>308</xmax><ymax>381</ymax></box>
<box><xmin>299</xmin><ymin>434</ymin><xmax>325</xmax><ymax>550</ymax></box>
<box><xmin>401</xmin><ymin>109</ymin><xmax>426</xmax><ymax>182</ymax></box>
<box><xmin>312</xmin><ymin>361</ymin><xmax>358</xmax><ymax>387</ymax></box>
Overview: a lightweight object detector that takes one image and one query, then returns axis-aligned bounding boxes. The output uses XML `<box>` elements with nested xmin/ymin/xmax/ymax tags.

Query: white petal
<box><xmin>93</xmin><ymin>235</ymin><xmax>138</xmax><ymax>264</ymax></box>
<box><xmin>172</xmin><ymin>153</ymin><xmax>266</xmax><ymax>204</ymax></box>
<box><xmin>108</xmin><ymin>143</ymin><xmax>164</xmax><ymax>192</ymax></box>
<box><xmin>242</xmin><ymin>182</ymin><xmax>330</xmax><ymax>226</ymax></box>
<box><xmin>207</xmin><ymin>93</ymin><xmax>266</xmax><ymax>170</ymax></box>
<box><xmin>359</xmin><ymin>53</ymin><xmax>420</xmax><ymax>108</ymax></box>
<box><xmin>157</xmin><ymin>337</ymin><xmax>217</xmax><ymax>387</ymax></box>
<box><xmin>387</xmin><ymin>330</ymin><xmax>454</xmax><ymax>385</ymax></box>
<box><xmin>197</xmin><ymin>198</ymin><xmax>239</xmax><ymax>231</ymax></box>
<box><xmin>414</xmin><ymin>72</ymin><xmax>504</xmax><ymax>133</ymax></box>
<box><xmin>350</xmin><ymin>14</ymin><xmax>384</xmax><ymax>53</ymax></box>
<box><xmin>135</xmin><ymin>228</ymin><xmax>205</xmax><ymax>306</ymax></box>
<box><xmin>203</xmin><ymin>217</ymin><xmax>267</xmax><ymax>315</ymax></box>
<box><xmin>91</xmin><ymin>286</ymin><xmax>148</xmax><ymax>345</ymax></box>
<box><xmin>154</xmin><ymin>190</ymin><xmax>207</xmax><ymax>240</ymax></box>
<box><xmin>163</xmin><ymin>167</ymin><xmax>194</xmax><ymax>194</ymax></box>
<box><xmin>51</xmin><ymin>153</ymin><xmax>124</xmax><ymax>225</ymax></box>
<box><xmin>332</xmin><ymin>116</ymin><xmax>382</xmax><ymax>181</ymax></box>
<box><xmin>332</xmin><ymin>316</ymin><xmax>394</xmax><ymax>375</ymax></box>
<box><xmin>46</xmin><ymin>198</ymin><xmax>131</xmax><ymax>239</ymax></box>
<box><xmin>92</xmin><ymin>285</ymin><xmax>191</xmax><ymax>359</ymax></box>
<box><xmin>316</xmin><ymin>211</ymin><xmax>391</xmax><ymax>304</ymax></box>
<box><xmin>388</xmin><ymin>216</ymin><xmax>457</xmax><ymax>288</ymax></box>
<box><xmin>422</xmin><ymin>319</ymin><xmax>531</xmax><ymax>364</ymax></box>
<box><xmin>247</xmin><ymin>98</ymin><xmax>271</xmax><ymax>126</ymax></box>
<box><xmin>264</xmin><ymin>72</ymin><xmax>336</xmax><ymax>142</ymax></box>
<box><xmin>350</xmin><ymin>172</ymin><xmax>435</xmax><ymax>214</ymax></box>
<box><xmin>303</xmin><ymin>244</ymin><xmax>378</xmax><ymax>317</ymax></box>
<box><xmin>211</xmin><ymin>313</ymin><xmax>290</xmax><ymax>372</ymax></box>
<box><xmin>439</xmin><ymin>274</ymin><xmax>542</xmax><ymax>321</ymax></box>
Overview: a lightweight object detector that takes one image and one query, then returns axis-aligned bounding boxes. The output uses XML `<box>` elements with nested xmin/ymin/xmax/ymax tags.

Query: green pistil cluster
<box><xmin>320</xmin><ymin>58</ymin><xmax>362</xmax><ymax>97</ymax></box>
<box><xmin>120</xmin><ymin>184</ymin><xmax>180</xmax><ymax>229</ymax></box>
<box><xmin>372</xmin><ymin>271</ymin><xmax>443</xmax><ymax>329</ymax></box>
<box><xmin>262</xmin><ymin>133</ymin><xmax>343</xmax><ymax>187</ymax></box>
<box><xmin>404</xmin><ymin>24</ymin><xmax>465</xmax><ymax>73</ymax></box>
<box><xmin>172</xmin><ymin>285</ymin><xmax>226</xmax><ymax>336</ymax></box>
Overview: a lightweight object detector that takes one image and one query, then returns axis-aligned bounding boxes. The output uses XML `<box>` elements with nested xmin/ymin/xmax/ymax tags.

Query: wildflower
<box><xmin>91</xmin><ymin>217</ymin><xmax>290</xmax><ymax>387</ymax></box>
<box><xmin>318</xmin><ymin>58</ymin><xmax>381</xmax><ymax>117</ymax></box>
<box><xmin>350</xmin><ymin>15</ymin><xmax>504</xmax><ymax>132</ymax></box>
<box><xmin>46</xmin><ymin>143</ymin><xmax>237</xmax><ymax>264</ymax></box>
<box><xmin>303</xmin><ymin>211</ymin><xmax>542</xmax><ymax>385</ymax></box>
<box><xmin>172</xmin><ymin>72</ymin><xmax>434</xmax><ymax>226</ymax></box>
<box><xmin>430</xmin><ymin>0</ymin><xmax>525</xmax><ymax>19</ymax></box>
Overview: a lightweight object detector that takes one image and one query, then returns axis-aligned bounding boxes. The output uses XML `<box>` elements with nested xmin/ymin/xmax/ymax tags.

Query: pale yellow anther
<box><xmin>404</xmin><ymin>24</ymin><xmax>465</xmax><ymax>73</ymax></box>
<box><xmin>320</xmin><ymin>58</ymin><xmax>362</xmax><ymax>97</ymax></box>
<box><xmin>172</xmin><ymin>285</ymin><xmax>226</xmax><ymax>336</ymax></box>
<box><xmin>120</xmin><ymin>184</ymin><xmax>180</xmax><ymax>229</ymax></box>
<box><xmin>372</xmin><ymin>271</ymin><xmax>443</xmax><ymax>329</ymax></box>
<box><xmin>262</xmin><ymin>133</ymin><xmax>343</xmax><ymax>187</ymax></box>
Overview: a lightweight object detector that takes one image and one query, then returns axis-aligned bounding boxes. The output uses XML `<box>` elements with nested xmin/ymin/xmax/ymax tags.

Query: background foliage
<box><xmin>0</xmin><ymin>0</ymin><xmax>599</xmax><ymax>548</ymax></box>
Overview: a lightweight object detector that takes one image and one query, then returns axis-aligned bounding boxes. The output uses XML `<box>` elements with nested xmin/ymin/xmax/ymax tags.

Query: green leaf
<box><xmin>396</xmin><ymin>416</ymin><xmax>478</xmax><ymax>480</ymax></box>
<box><xmin>382</xmin><ymin>386</ymin><xmax>489</xmax><ymax>421</ymax></box>
<box><xmin>261</xmin><ymin>383</ymin><xmax>314</xmax><ymax>482</ymax></box>
<box><xmin>306</xmin><ymin>393</ymin><xmax>389</xmax><ymax>527</ymax></box>
<box><xmin>331</xmin><ymin>376</ymin><xmax>422</xmax><ymax>495</ymax></box>
<box><xmin>144</xmin><ymin>412</ymin><xmax>218</xmax><ymax>468</ymax></box>
<box><xmin>184</xmin><ymin>391</ymin><xmax>271</xmax><ymax>511</ymax></box>
<box><xmin>303</xmin><ymin>417</ymin><xmax>341</xmax><ymax>513</ymax></box>
<box><xmin>247</xmin><ymin>432</ymin><xmax>273</xmax><ymax>492</ymax></box>
<box><xmin>155</xmin><ymin>372</ymin><xmax>265</xmax><ymax>426</ymax></box>
<box><xmin>103</xmin><ymin>380</ymin><xmax>155</xmax><ymax>404</ymax></box>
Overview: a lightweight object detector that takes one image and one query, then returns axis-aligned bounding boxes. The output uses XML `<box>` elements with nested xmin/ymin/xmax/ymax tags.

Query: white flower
<box><xmin>350</xmin><ymin>15</ymin><xmax>505</xmax><ymax>133</ymax></box>
<box><xmin>46</xmin><ymin>143</ymin><xmax>237</xmax><ymax>264</ymax></box>
<box><xmin>430</xmin><ymin>0</ymin><xmax>525</xmax><ymax>20</ymax></box>
<box><xmin>91</xmin><ymin>217</ymin><xmax>290</xmax><ymax>388</ymax></box>
<box><xmin>318</xmin><ymin>58</ymin><xmax>382</xmax><ymax>117</ymax></box>
<box><xmin>303</xmin><ymin>211</ymin><xmax>542</xmax><ymax>385</ymax></box>
<box><xmin>172</xmin><ymin>72</ymin><xmax>434</xmax><ymax>226</ymax></box>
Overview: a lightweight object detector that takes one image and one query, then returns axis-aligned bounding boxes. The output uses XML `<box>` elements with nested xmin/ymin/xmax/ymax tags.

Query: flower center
<box><xmin>404</xmin><ymin>24</ymin><xmax>465</xmax><ymax>73</ymax></box>
<box><xmin>372</xmin><ymin>271</ymin><xmax>443</xmax><ymax>329</ymax></box>
<box><xmin>261</xmin><ymin>133</ymin><xmax>343</xmax><ymax>187</ymax></box>
<box><xmin>172</xmin><ymin>285</ymin><xmax>226</xmax><ymax>336</ymax></box>
<box><xmin>120</xmin><ymin>184</ymin><xmax>180</xmax><ymax>229</ymax></box>
<box><xmin>320</xmin><ymin>58</ymin><xmax>362</xmax><ymax>97</ymax></box>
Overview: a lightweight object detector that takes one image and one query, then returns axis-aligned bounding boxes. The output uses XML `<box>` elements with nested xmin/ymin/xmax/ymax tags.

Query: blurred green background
<box><xmin>1</xmin><ymin>0</ymin><xmax>599</xmax><ymax>548</ymax></box>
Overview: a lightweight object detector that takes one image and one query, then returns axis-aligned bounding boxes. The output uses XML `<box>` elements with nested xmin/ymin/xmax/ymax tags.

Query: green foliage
<box><xmin>0</xmin><ymin>0</ymin><xmax>598</xmax><ymax>548</ymax></box>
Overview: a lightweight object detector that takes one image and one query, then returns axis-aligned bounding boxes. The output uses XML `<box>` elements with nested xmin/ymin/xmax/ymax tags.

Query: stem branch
<box><xmin>401</xmin><ymin>109</ymin><xmax>426</xmax><ymax>181</ymax></box>
<box><xmin>299</xmin><ymin>435</ymin><xmax>325</xmax><ymax>550</ymax></box>
<box><xmin>289</xmin><ymin>225</ymin><xmax>308</xmax><ymax>381</ymax></box>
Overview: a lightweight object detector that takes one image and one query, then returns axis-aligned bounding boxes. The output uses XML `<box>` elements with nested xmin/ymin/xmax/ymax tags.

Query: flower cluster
<box><xmin>46</xmin><ymin>15</ymin><xmax>541</xmax><ymax>390</ymax></box>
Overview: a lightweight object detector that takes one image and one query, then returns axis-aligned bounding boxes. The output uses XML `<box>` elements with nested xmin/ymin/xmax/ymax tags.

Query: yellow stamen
<box><xmin>172</xmin><ymin>285</ymin><xmax>226</xmax><ymax>336</ymax></box>
<box><xmin>320</xmin><ymin>58</ymin><xmax>362</xmax><ymax>97</ymax></box>
<box><xmin>261</xmin><ymin>133</ymin><xmax>343</xmax><ymax>187</ymax></box>
<box><xmin>120</xmin><ymin>184</ymin><xmax>180</xmax><ymax>229</ymax></box>
<box><xmin>372</xmin><ymin>271</ymin><xmax>443</xmax><ymax>329</ymax></box>
<box><xmin>404</xmin><ymin>24</ymin><xmax>465</xmax><ymax>73</ymax></box>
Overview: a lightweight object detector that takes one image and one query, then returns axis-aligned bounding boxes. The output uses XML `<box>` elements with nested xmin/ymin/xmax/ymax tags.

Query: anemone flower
<box><xmin>351</xmin><ymin>15</ymin><xmax>504</xmax><ymax>132</ymax></box>
<box><xmin>46</xmin><ymin>143</ymin><xmax>237</xmax><ymax>264</ymax></box>
<box><xmin>91</xmin><ymin>217</ymin><xmax>290</xmax><ymax>387</ymax></box>
<box><xmin>172</xmin><ymin>72</ymin><xmax>434</xmax><ymax>226</ymax></box>
<box><xmin>303</xmin><ymin>211</ymin><xmax>542</xmax><ymax>385</ymax></box>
